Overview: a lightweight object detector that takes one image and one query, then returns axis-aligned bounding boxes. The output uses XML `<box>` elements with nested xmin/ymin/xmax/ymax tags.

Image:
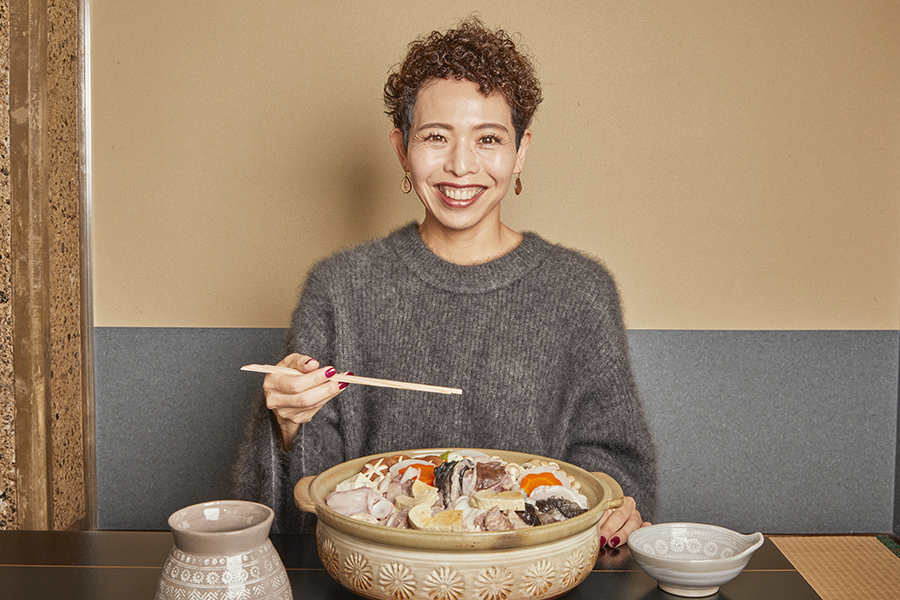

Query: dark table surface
<box><xmin>0</xmin><ymin>530</ymin><xmax>820</xmax><ymax>599</ymax></box>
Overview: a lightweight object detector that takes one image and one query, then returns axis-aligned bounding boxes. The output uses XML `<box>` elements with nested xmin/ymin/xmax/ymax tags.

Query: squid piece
<box><xmin>326</xmin><ymin>487</ymin><xmax>395</xmax><ymax>521</ymax></box>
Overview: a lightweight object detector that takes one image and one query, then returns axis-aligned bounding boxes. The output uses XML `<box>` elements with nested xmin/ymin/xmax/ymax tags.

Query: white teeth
<box><xmin>441</xmin><ymin>186</ymin><xmax>481</xmax><ymax>201</ymax></box>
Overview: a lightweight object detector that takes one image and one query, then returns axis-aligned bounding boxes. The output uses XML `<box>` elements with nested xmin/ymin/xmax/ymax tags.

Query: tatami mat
<box><xmin>771</xmin><ymin>536</ymin><xmax>900</xmax><ymax>600</ymax></box>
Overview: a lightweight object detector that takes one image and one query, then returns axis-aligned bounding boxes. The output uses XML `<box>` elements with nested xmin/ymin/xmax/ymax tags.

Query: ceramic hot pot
<box><xmin>294</xmin><ymin>448</ymin><xmax>624</xmax><ymax>600</ymax></box>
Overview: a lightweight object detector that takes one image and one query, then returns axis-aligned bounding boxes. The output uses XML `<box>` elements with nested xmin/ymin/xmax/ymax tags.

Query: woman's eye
<box><xmin>480</xmin><ymin>135</ymin><xmax>500</xmax><ymax>145</ymax></box>
<box><xmin>424</xmin><ymin>133</ymin><xmax>445</xmax><ymax>142</ymax></box>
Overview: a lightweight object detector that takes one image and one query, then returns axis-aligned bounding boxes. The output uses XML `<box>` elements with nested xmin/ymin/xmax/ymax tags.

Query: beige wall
<box><xmin>90</xmin><ymin>1</ymin><xmax>900</xmax><ymax>331</ymax></box>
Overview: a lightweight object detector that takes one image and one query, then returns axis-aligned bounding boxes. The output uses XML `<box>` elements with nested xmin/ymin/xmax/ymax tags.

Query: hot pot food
<box><xmin>294</xmin><ymin>448</ymin><xmax>624</xmax><ymax>600</ymax></box>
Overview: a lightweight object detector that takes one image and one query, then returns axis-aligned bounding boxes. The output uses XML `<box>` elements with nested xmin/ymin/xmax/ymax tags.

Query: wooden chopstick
<box><xmin>241</xmin><ymin>364</ymin><xmax>463</xmax><ymax>395</ymax></box>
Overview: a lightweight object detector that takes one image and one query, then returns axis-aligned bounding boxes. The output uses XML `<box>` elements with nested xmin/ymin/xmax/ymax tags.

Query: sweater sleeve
<box><xmin>232</xmin><ymin>261</ymin><xmax>345</xmax><ymax>533</ymax></box>
<box><xmin>557</xmin><ymin>261</ymin><xmax>658</xmax><ymax>521</ymax></box>
<box><xmin>231</xmin><ymin>391</ymin><xmax>305</xmax><ymax>531</ymax></box>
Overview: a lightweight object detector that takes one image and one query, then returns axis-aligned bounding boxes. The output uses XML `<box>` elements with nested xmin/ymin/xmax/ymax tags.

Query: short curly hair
<box><xmin>384</xmin><ymin>17</ymin><xmax>543</xmax><ymax>149</ymax></box>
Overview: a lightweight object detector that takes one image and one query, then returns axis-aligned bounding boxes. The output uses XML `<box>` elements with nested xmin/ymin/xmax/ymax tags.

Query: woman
<box><xmin>234</xmin><ymin>18</ymin><xmax>656</xmax><ymax>547</ymax></box>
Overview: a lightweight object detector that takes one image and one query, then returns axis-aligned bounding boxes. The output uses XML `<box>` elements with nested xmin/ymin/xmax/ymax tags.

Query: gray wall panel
<box><xmin>629</xmin><ymin>330</ymin><xmax>898</xmax><ymax>534</ymax></box>
<box><xmin>94</xmin><ymin>327</ymin><xmax>284</xmax><ymax>529</ymax></box>
<box><xmin>94</xmin><ymin>328</ymin><xmax>899</xmax><ymax>532</ymax></box>
<box><xmin>896</xmin><ymin>348</ymin><xmax>900</xmax><ymax>538</ymax></box>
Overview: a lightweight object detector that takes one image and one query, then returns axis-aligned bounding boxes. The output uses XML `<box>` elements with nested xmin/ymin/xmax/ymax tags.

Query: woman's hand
<box><xmin>598</xmin><ymin>496</ymin><xmax>651</xmax><ymax>548</ymax></box>
<box><xmin>264</xmin><ymin>353</ymin><xmax>347</xmax><ymax>449</ymax></box>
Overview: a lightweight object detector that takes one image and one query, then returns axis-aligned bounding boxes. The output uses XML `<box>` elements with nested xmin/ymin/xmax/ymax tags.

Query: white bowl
<box><xmin>627</xmin><ymin>522</ymin><xmax>764</xmax><ymax>597</ymax></box>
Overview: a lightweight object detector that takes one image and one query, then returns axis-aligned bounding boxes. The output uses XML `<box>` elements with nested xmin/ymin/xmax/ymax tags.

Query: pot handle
<box><xmin>294</xmin><ymin>476</ymin><xmax>318</xmax><ymax>514</ymax></box>
<box><xmin>591</xmin><ymin>471</ymin><xmax>625</xmax><ymax>511</ymax></box>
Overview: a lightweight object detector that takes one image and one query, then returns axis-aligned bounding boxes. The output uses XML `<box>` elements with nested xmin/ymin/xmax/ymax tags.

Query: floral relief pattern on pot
<box><xmin>318</xmin><ymin>536</ymin><xmax>340</xmax><ymax>578</ymax></box>
<box><xmin>380</xmin><ymin>562</ymin><xmax>417</xmax><ymax>600</ymax></box>
<box><xmin>423</xmin><ymin>566</ymin><xmax>464</xmax><ymax>600</ymax></box>
<box><xmin>475</xmin><ymin>565</ymin><xmax>514</xmax><ymax>600</ymax></box>
<box><xmin>522</xmin><ymin>559</ymin><xmax>555</xmax><ymax>597</ymax></box>
<box><xmin>561</xmin><ymin>549</ymin><xmax>587</xmax><ymax>588</ymax></box>
<box><xmin>344</xmin><ymin>551</ymin><xmax>374</xmax><ymax>591</ymax></box>
<box><xmin>315</xmin><ymin>513</ymin><xmax>602</xmax><ymax>600</ymax></box>
<box><xmin>588</xmin><ymin>534</ymin><xmax>601</xmax><ymax>563</ymax></box>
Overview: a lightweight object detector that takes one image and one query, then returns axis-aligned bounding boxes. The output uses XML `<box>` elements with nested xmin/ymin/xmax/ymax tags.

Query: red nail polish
<box><xmin>337</xmin><ymin>372</ymin><xmax>352</xmax><ymax>390</ymax></box>
<box><xmin>305</xmin><ymin>358</ymin><xmax>314</xmax><ymax>365</ymax></box>
<box><xmin>610</xmin><ymin>536</ymin><xmax>621</xmax><ymax>548</ymax></box>
<box><xmin>599</xmin><ymin>536</ymin><xmax>607</xmax><ymax>548</ymax></box>
<box><xmin>325</xmin><ymin>368</ymin><xmax>336</xmax><ymax>378</ymax></box>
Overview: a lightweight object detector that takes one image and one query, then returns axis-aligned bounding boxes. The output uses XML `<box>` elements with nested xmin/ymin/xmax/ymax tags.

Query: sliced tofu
<box><xmin>407</xmin><ymin>502</ymin><xmax>435</xmax><ymax>529</ymax></box>
<box><xmin>427</xmin><ymin>510</ymin><xmax>463</xmax><ymax>532</ymax></box>
<box><xmin>395</xmin><ymin>489</ymin><xmax>439</xmax><ymax>511</ymax></box>
<box><xmin>411</xmin><ymin>480</ymin><xmax>439</xmax><ymax>498</ymax></box>
<box><xmin>408</xmin><ymin>503</ymin><xmax>463</xmax><ymax>531</ymax></box>
<box><xmin>471</xmin><ymin>490</ymin><xmax>526</xmax><ymax>512</ymax></box>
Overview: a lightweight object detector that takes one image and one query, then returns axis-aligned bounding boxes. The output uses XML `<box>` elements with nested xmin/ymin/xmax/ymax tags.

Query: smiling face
<box><xmin>391</xmin><ymin>78</ymin><xmax>532</xmax><ymax>248</ymax></box>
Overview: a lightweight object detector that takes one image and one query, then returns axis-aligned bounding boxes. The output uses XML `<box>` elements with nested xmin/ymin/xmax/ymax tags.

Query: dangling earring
<box><xmin>514</xmin><ymin>174</ymin><xmax>523</xmax><ymax>196</ymax></box>
<box><xmin>401</xmin><ymin>172</ymin><xmax>412</xmax><ymax>194</ymax></box>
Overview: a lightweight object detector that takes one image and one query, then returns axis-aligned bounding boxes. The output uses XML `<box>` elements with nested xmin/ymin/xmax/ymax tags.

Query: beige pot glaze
<box><xmin>295</xmin><ymin>448</ymin><xmax>624</xmax><ymax>600</ymax></box>
<box><xmin>155</xmin><ymin>500</ymin><xmax>292</xmax><ymax>600</ymax></box>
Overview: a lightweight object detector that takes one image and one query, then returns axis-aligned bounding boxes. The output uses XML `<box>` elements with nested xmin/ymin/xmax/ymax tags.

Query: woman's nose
<box><xmin>446</xmin><ymin>141</ymin><xmax>477</xmax><ymax>176</ymax></box>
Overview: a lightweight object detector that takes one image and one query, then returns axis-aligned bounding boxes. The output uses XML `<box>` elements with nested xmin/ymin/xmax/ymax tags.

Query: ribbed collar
<box><xmin>386</xmin><ymin>222</ymin><xmax>551</xmax><ymax>294</ymax></box>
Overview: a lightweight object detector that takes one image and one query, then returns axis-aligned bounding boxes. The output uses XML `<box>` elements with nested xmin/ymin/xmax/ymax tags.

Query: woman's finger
<box><xmin>264</xmin><ymin>354</ymin><xmax>349</xmax><ymax>449</ymax></box>
<box><xmin>608</xmin><ymin>510</ymin><xmax>644</xmax><ymax>547</ymax></box>
<box><xmin>599</xmin><ymin>496</ymin><xmax>643</xmax><ymax>548</ymax></box>
<box><xmin>265</xmin><ymin>363</ymin><xmax>339</xmax><ymax>396</ymax></box>
<box><xmin>267</xmin><ymin>369</ymin><xmax>341</xmax><ymax>449</ymax></box>
<box><xmin>280</xmin><ymin>353</ymin><xmax>319</xmax><ymax>373</ymax></box>
<box><xmin>266</xmin><ymin>367</ymin><xmax>341</xmax><ymax>410</ymax></box>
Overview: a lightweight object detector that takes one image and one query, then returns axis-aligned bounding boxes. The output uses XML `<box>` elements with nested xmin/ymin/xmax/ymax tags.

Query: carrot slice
<box><xmin>398</xmin><ymin>463</ymin><xmax>436</xmax><ymax>486</ymax></box>
<box><xmin>519</xmin><ymin>471</ymin><xmax>563</xmax><ymax>495</ymax></box>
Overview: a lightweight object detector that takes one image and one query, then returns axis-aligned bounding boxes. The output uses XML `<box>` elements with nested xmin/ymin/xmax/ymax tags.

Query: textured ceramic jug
<box><xmin>155</xmin><ymin>500</ymin><xmax>292</xmax><ymax>600</ymax></box>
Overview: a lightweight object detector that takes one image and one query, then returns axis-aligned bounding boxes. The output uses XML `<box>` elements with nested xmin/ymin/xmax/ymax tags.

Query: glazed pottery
<box><xmin>294</xmin><ymin>447</ymin><xmax>625</xmax><ymax>600</ymax></box>
<box><xmin>627</xmin><ymin>522</ymin><xmax>764</xmax><ymax>597</ymax></box>
<box><xmin>155</xmin><ymin>500</ymin><xmax>291</xmax><ymax>600</ymax></box>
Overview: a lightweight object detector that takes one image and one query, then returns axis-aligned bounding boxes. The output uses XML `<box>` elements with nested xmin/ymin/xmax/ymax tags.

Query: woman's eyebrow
<box><xmin>474</xmin><ymin>122</ymin><xmax>510</xmax><ymax>133</ymax></box>
<box><xmin>416</xmin><ymin>122</ymin><xmax>452</xmax><ymax>131</ymax></box>
<box><xmin>416</xmin><ymin>122</ymin><xmax>510</xmax><ymax>132</ymax></box>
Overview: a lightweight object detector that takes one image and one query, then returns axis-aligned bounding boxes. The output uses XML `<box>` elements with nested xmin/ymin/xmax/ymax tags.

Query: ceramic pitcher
<box><xmin>155</xmin><ymin>500</ymin><xmax>291</xmax><ymax>600</ymax></box>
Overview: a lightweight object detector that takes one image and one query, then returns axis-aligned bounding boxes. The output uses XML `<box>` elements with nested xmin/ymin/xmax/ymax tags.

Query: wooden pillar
<box><xmin>5</xmin><ymin>0</ymin><xmax>90</xmax><ymax>531</ymax></box>
<box><xmin>9</xmin><ymin>0</ymin><xmax>53</xmax><ymax>531</ymax></box>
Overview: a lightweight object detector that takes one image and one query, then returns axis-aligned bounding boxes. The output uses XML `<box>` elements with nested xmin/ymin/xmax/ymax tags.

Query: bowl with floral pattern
<box><xmin>627</xmin><ymin>522</ymin><xmax>764</xmax><ymax>597</ymax></box>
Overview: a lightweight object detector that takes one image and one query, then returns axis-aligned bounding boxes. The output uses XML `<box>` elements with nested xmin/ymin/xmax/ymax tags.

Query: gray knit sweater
<box><xmin>233</xmin><ymin>223</ymin><xmax>657</xmax><ymax>532</ymax></box>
